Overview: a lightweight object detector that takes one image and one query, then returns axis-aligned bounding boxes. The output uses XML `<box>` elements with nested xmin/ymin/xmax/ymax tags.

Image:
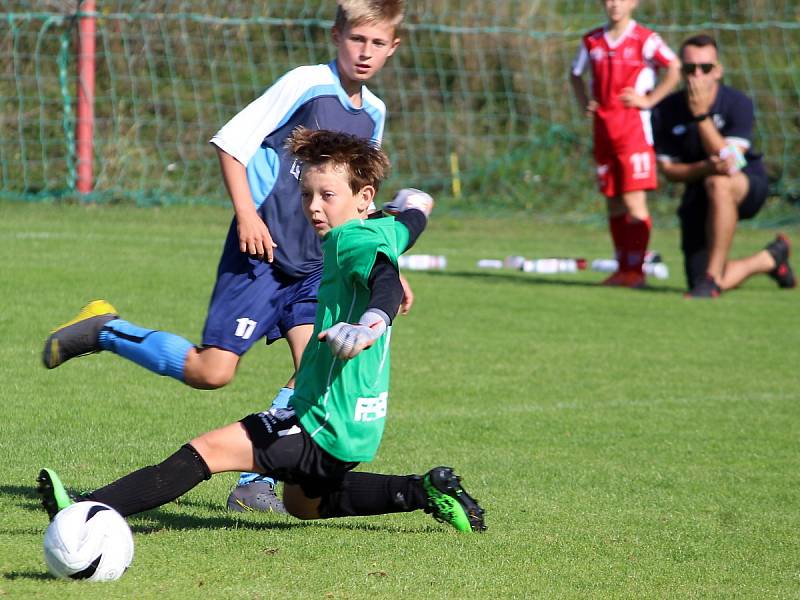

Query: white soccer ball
<box><xmin>43</xmin><ymin>501</ymin><xmax>134</xmax><ymax>582</ymax></box>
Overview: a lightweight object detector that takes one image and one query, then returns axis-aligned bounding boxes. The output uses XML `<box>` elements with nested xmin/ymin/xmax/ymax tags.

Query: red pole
<box><xmin>75</xmin><ymin>0</ymin><xmax>96</xmax><ymax>194</ymax></box>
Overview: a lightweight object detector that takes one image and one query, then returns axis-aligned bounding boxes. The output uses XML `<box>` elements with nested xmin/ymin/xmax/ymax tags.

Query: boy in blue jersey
<box><xmin>40</xmin><ymin>0</ymin><xmax>409</xmax><ymax>512</ymax></box>
<box><xmin>37</xmin><ymin>128</ymin><xmax>487</xmax><ymax>535</ymax></box>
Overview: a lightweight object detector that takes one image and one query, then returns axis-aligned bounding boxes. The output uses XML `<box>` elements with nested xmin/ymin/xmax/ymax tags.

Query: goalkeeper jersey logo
<box><xmin>354</xmin><ymin>392</ymin><xmax>388</xmax><ymax>422</ymax></box>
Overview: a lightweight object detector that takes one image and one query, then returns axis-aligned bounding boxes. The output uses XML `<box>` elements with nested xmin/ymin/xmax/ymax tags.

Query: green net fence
<box><xmin>2</xmin><ymin>1</ymin><xmax>799</xmax><ymax>217</ymax></box>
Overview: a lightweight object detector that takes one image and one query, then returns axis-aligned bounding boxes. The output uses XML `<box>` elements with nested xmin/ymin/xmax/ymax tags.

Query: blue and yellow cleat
<box><xmin>423</xmin><ymin>466</ymin><xmax>486</xmax><ymax>532</ymax></box>
<box><xmin>42</xmin><ymin>300</ymin><xmax>118</xmax><ymax>369</ymax></box>
<box><xmin>37</xmin><ymin>468</ymin><xmax>74</xmax><ymax>521</ymax></box>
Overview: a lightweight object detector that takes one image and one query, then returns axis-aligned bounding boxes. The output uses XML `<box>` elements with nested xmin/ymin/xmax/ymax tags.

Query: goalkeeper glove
<box><xmin>318</xmin><ymin>309</ymin><xmax>388</xmax><ymax>360</ymax></box>
<box><xmin>383</xmin><ymin>188</ymin><xmax>434</xmax><ymax>219</ymax></box>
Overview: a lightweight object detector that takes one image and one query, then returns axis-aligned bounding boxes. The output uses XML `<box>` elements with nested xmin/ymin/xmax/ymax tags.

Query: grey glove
<box><xmin>318</xmin><ymin>309</ymin><xmax>388</xmax><ymax>360</ymax></box>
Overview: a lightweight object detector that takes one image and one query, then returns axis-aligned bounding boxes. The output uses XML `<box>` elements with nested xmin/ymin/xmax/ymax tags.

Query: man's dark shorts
<box><xmin>679</xmin><ymin>170</ymin><xmax>769</xmax><ymax>227</ymax></box>
<box><xmin>678</xmin><ymin>170</ymin><xmax>769</xmax><ymax>287</ymax></box>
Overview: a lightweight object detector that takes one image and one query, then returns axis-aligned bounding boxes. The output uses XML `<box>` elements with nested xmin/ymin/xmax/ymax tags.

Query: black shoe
<box><xmin>685</xmin><ymin>274</ymin><xmax>721</xmax><ymax>299</ymax></box>
<box><xmin>765</xmin><ymin>234</ymin><xmax>796</xmax><ymax>289</ymax></box>
<box><xmin>36</xmin><ymin>468</ymin><xmax>75</xmax><ymax>521</ymax></box>
<box><xmin>422</xmin><ymin>466</ymin><xmax>486</xmax><ymax>532</ymax></box>
<box><xmin>42</xmin><ymin>300</ymin><xmax>118</xmax><ymax>369</ymax></box>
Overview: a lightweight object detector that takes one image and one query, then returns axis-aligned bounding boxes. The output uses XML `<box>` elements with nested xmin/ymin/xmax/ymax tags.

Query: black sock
<box><xmin>318</xmin><ymin>472</ymin><xmax>428</xmax><ymax>518</ymax></box>
<box><xmin>83</xmin><ymin>444</ymin><xmax>211</xmax><ymax>517</ymax></box>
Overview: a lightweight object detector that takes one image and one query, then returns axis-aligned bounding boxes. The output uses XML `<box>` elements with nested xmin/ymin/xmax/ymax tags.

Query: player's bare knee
<box><xmin>703</xmin><ymin>174</ymin><xmax>732</xmax><ymax>199</ymax></box>
<box><xmin>282</xmin><ymin>485</ymin><xmax>320</xmax><ymax>519</ymax></box>
<box><xmin>198</xmin><ymin>369</ymin><xmax>234</xmax><ymax>390</ymax></box>
<box><xmin>185</xmin><ymin>361</ymin><xmax>236</xmax><ymax>389</ymax></box>
<box><xmin>284</xmin><ymin>501</ymin><xmax>316</xmax><ymax>520</ymax></box>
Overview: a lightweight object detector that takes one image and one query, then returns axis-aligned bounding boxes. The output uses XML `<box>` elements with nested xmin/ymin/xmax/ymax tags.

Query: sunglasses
<box><xmin>682</xmin><ymin>62</ymin><xmax>716</xmax><ymax>75</ymax></box>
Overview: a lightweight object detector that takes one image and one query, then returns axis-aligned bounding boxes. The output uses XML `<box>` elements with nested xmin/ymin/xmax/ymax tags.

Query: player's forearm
<box><xmin>658</xmin><ymin>159</ymin><xmax>712</xmax><ymax>183</ymax></box>
<box><xmin>215</xmin><ymin>146</ymin><xmax>258</xmax><ymax>219</ymax></box>
<box><xmin>367</xmin><ymin>255</ymin><xmax>405</xmax><ymax>324</ymax></box>
<box><xmin>569</xmin><ymin>74</ymin><xmax>590</xmax><ymax>111</ymax></box>
<box><xmin>695</xmin><ymin>118</ymin><xmax>727</xmax><ymax>157</ymax></box>
<box><xmin>394</xmin><ymin>209</ymin><xmax>427</xmax><ymax>251</ymax></box>
<box><xmin>646</xmin><ymin>60</ymin><xmax>681</xmax><ymax>108</ymax></box>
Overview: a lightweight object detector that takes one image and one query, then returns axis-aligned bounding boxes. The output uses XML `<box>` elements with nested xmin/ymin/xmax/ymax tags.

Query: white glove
<box><xmin>318</xmin><ymin>310</ymin><xmax>388</xmax><ymax>360</ymax></box>
<box><xmin>383</xmin><ymin>188</ymin><xmax>434</xmax><ymax>218</ymax></box>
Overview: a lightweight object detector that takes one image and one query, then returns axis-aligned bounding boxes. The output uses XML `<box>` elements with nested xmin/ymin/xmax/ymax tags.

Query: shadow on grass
<box><xmin>1</xmin><ymin>485</ymin><xmax>438</xmax><ymax>535</ymax></box>
<box><xmin>413</xmin><ymin>269</ymin><xmax>686</xmax><ymax>294</ymax></box>
<box><xmin>2</xmin><ymin>570</ymin><xmax>52</xmax><ymax>582</ymax></box>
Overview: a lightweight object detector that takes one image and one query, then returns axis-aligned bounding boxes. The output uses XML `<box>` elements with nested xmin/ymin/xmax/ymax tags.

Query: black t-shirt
<box><xmin>652</xmin><ymin>84</ymin><xmax>765</xmax><ymax>178</ymax></box>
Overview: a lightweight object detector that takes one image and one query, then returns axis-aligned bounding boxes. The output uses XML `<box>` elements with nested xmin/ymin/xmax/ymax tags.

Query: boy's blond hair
<box><xmin>287</xmin><ymin>127</ymin><xmax>390</xmax><ymax>194</ymax></box>
<box><xmin>334</xmin><ymin>0</ymin><xmax>405</xmax><ymax>31</ymax></box>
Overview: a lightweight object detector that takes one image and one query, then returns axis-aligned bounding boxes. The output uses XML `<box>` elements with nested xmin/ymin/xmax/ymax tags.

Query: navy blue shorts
<box><xmin>201</xmin><ymin>224</ymin><xmax>322</xmax><ymax>355</ymax></box>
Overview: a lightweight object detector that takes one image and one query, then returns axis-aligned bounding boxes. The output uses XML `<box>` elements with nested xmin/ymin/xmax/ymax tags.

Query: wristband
<box><xmin>693</xmin><ymin>113</ymin><xmax>710</xmax><ymax>122</ymax></box>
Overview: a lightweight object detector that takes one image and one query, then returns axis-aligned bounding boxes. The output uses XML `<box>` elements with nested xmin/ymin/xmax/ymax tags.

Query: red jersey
<box><xmin>572</xmin><ymin>21</ymin><xmax>675</xmax><ymax>197</ymax></box>
<box><xmin>572</xmin><ymin>21</ymin><xmax>675</xmax><ymax>134</ymax></box>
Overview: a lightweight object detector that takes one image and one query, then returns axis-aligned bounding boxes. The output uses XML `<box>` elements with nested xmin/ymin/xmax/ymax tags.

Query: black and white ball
<box><xmin>43</xmin><ymin>501</ymin><xmax>134</xmax><ymax>581</ymax></box>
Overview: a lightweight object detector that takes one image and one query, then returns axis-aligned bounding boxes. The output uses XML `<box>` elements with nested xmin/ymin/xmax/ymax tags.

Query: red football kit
<box><xmin>572</xmin><ymin>21</ymin><xmax>676</xmax><ymax>197</ymax></box>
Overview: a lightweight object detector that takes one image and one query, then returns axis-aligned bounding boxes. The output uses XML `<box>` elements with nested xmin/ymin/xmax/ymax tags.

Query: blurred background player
<box><xmin>571</xmin><ymin>0</ymin><xmax>680</xmax><ymax>288</ymax></box>
<box><xmin>41</xmin><ymin>0</ymin><xmax>408</xmax><ymax>512</ymax></box>
<box><xmin>38</xmin><ymin>128</ymin><xmax>486</xmax><ymax>535</ymax></box>
<box><xmin>652</xmin><ymin>34</ymin><xmax>794</xmax><ymax>298</ymax></box>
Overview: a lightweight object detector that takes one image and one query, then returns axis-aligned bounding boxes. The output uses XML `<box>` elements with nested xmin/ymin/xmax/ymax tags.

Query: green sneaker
<box><xmin>423</xmin><ymin>466</ymin><xmax>486</xmax><ymax>532</ymax></box>
<box><xmin>42</xmin><ymin>300</ymin><xmax>118</xmax><ymax>369</ymax></box>
<box><xmin>37</xmin><ymin>468</ymin><xmax>74</xmax><ymax>521</ymax></box>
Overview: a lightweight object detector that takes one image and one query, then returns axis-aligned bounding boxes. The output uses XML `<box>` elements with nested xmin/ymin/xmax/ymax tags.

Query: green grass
<box><xmin>1</xmin><ymin>201</ymin><xmax>798</xmax><ymax>598</ymax></box>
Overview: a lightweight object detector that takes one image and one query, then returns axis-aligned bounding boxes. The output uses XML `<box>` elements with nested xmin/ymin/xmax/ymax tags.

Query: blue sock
<box><xmin>237</xmin><ymin>387</ymin><xmax>295</xmax><ymax>487</ymax></box>
<box><xmin>98</xmin><ymin>319</ymin><xmax>193</xmax><ymax>382</ymax></box>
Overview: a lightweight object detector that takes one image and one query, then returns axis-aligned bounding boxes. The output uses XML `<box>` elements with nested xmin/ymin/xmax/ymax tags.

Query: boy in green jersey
<box><xmin>37</xmin><ymin>128</ymin><xmax>486</xmax><ymax>533</ymax></box>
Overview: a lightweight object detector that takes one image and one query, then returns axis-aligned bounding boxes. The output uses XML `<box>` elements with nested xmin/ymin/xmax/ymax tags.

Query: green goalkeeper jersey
<box><xmin>291</xmin><ymin>216</ymin><xmax>410</xmax><ymax>462</ymax></box>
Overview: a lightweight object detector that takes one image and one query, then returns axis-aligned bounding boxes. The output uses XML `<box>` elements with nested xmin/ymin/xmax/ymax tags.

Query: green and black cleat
<box><xmin>423</xmin><ymin>466</ymin><xmax>486</xmax><ymax>532</ymax></box>
<box><xmin>42</xmin><ymin>300</ymin><xmax>118</xmax><ymax>369</ymax></box>
<box><xmin>37</xmin><ymin>468</ymin><xmax>74</xmax><ymax>521</ymax></box>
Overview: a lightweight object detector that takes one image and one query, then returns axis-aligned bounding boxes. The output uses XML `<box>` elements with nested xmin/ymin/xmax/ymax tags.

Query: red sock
<box><xmin>608</xmin><ymin>214</ymin><xmax>627</xmax><ymax>271</ymax></box>
<box><xmin>624</xmin><ymin>215</ymin><xmax>652</xmax><ymax>273</ymax></box>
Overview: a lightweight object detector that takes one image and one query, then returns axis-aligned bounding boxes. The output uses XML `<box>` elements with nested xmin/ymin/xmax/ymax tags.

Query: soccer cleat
<box><xmin>423</xmin><ymin>466</ymin><xmax>486</xmax><ymax>533</ymax></box>
<box><xmin>764</xmin><ymin>234</ymin><xmax>796</xmax><ymax>289</ymax></box>
<box><xmin>226</xmin><ymin>478</ymin><xmax>287</xmax><ymax>514</ymax></box>
<box><xmin>42</xmin><ymin>300</ymin><xmax>118</xmax><ymax>369</ymax></box>
<box><xmin>685</xmin><ymin>274</ymin><xmax>721</xmax><ymax>299</ymax></box>
<box><xmin>37</xmin><ymin>468</ymin><xmax>74</xmax><ymax>521</ymax></box>
<box><xmin>601</xmin><ymin>270</ymin><xmax>646</xmax><ymax>289</ymax></box>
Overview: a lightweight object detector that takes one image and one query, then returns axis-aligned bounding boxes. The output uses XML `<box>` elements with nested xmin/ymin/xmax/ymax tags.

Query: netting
<box><xmin>2</xmin><ymin>1</ymin><xmax>799</xmax><ymax>216</ymax></box>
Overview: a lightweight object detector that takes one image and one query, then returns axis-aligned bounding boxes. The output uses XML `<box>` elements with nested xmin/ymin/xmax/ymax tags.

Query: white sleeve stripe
<box><xmin>571</xmin><ymin>45</ymin><xmax>588</xmax><ymax>76</ymax></box>
<box><xmin>643</xmin><ymin>32</ymin><xmax>676</xmax><ymax>63</ymax></box>
<box><xmin>724</xmin><ymin>137</ymin><xmax>751</xmax><ymax>150</ymax></box>
<box><xmin>209</xmin><ymin>65</ymin><xmax>333</xmax><ymax>165</ymax></box>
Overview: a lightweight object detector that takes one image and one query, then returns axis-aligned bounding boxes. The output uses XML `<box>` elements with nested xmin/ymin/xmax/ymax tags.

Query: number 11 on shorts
<box><xmin>234</xmin><ymin>318</ymin><xmax>257</xmax><ymax>340</ymax></box>
<box><xmin>630</xmin><ymin>152</ymin><xmax>651</xmax><ymax>180</ymax></box>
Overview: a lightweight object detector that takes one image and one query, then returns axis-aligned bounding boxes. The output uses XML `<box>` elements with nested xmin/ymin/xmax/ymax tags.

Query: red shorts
<box><xmin>593</xmin><ymin>113</ymin><xmax>657</xmax><ymax>198</ymax></box>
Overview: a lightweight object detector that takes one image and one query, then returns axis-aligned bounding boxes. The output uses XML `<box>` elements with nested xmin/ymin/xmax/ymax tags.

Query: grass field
<box><xmin>1</xmin><ymin>201</ymin><xmax>798</xmax><ymax>599</ymax></box>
